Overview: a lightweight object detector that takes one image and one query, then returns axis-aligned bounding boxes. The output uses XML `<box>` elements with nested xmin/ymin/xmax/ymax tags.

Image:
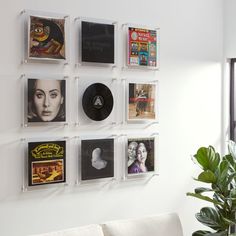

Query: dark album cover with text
<box><xmin>81</xmin><ymin>21</ymin><xmax>115</xmax><ymax>64</ymax></box>
<box><xmin>81</xmin><ymin>138</ymin><xmax>114</xmax><ymax>180</ymax></box>
<box><xmin>28</xmin><ymin>140</ymin><xmax>66</xmax><ymax>186</ymax></box>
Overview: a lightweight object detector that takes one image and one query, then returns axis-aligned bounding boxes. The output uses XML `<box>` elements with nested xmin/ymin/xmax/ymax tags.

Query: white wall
<box><xmin>0</xmin><ymin>0</ymin><xmax>224</xmax><ymax>235</ymax></box>
<box><xmin>224</xmin><ymin>0</ymin><xmax>236</xmax><ymax>58</ymax></box>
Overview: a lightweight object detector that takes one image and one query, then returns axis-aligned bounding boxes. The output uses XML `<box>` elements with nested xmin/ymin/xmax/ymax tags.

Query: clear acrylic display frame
<box><xmin>75</xmin><ymin>76</ymin><xmax>118</xmax><ymax>127</ymax></box>
<box><xmin>75</xmin><ymin>17</ymin><xmax>118</xmax><ymax>68</ymax></box>
<box><xmin>122</xmin><ymin>133</ymin><xmax>159</xmax><ymax>181</ymax></box>
<box><xmin>21</xmin><ymin>74</ymin><xmax>69</xmax><ymax>127</ymax></box>
<box><xmin>22</xmin><ymin>136</ymin><xmax>70</xmax><ymax>192</ymax></box>
<box><xmin>122</xmin><ymin>78</ymin><xmax>159</xmax><ymax>125</ymax></box>
<box><xmin>75</xmin><ymin>134</ymin><xmax>118</xmax><ymax>186</ymax></box>
<box><xmin>21</xmin><ymin>9</ymin><xmax>70</xmax><ymax>64</ymax></box>
<box><xmin>123</xmin><ymin>23</ymin><xmax>160</xmax><ymax>70</ymax></box>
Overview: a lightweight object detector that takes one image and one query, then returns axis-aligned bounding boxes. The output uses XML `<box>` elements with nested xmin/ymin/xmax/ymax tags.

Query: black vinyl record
<box><xmin>82</xmin><ymin>83</ymin><xmax>114</xmax><ymax>121</ymax></box>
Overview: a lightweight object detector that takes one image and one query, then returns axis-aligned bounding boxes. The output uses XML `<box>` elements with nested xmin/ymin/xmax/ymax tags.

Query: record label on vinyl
<box><xmin>82</xmin><ymin>83</ymin><xmax>114</xmax><ymax>121</ymax></box>
<box><xmin>92</xmin><ymin>95</ymin><xmax>104</xmax><ymax>109</ymax></box>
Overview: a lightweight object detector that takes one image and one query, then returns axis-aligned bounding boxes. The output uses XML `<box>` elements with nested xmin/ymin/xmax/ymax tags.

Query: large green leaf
<box><xmin>194</xmin><ymin>146</ymin><xmax>220</xmax><ymax>172</ymax></box>
<box><xmin>192</xmin><ymin>231</ymin><xmax>227</xmax><ymax>236</ymax></box>
<box><xmin>195</xmin><ymin>207</ymin><xmax>227</xmax><ymax>231</ymax></box>
<box><xmin>187</xmin><ymin>193</ymin><xmax>223</xmax><ymax>206</ymax></box>
<box><xmin>208</xmin><ymin>148</ymin><xmax>220</xmax><ymax>172</ymax></box>
<box><xmin>209</xmin><ymin>232</ymin><xmax>228</xmax><ymax>236</ymax></box>
<box><xmin>224</xmin><ymin>154</ymin><xmax>236</xmax><ymax>172</ymax></box>
<box><xmin>226</xmin><ymin>189</ymin><xmax>236</xmax><ymax>211</ymax></box>
<box><xmin>192</xmin><ymin>230</ymin><xmax>228</xmax><ymax>236</ymax></box>
<box><xmin>221</xmin><ymin>216</ymin><xmax>236</xmax><ymax>225</ymax></box>
<box><xmin>226</xmin><ymin>173</ymin><xmax>236</xmax><ymax>185</ymax></box>
<box><xmin>192</xmin><ymin>230</ymin><xmax>212</xmax><ymax>236</ymax></box>
<box><xmin>196</xmin><ymin>170</ymin><xmax>216</xmax><ymax>183</ymax></box>
<box><xmin>213</xmin><ymin>193</ymin><xmax>225</xmax><ymax>203</ymax></box>
<box><xmin>214</xmin><ymin>204</ymin><xmax>228</xmax><ymax>223</ymax></box>
<box><xmin>216</xmin><ymin>161</ymin><xmax>230</xmax><ymax>194</ymax></box>
<box><xmin>228</xmin><ymin>140</ymin><xmax>236</xmax><ymax>160</ymax></box>
<box><xmin>194</xmin><ymin>147</ymin><xmax>210</xmax><ymax>170</ymax></box>
<box><xmin>195</xmin><ymin>187</ymin><xmax>213</xmax><ymax>194</ymax></box>
<box><xmin>219</xmin><ymin>161</ymin><xmax>229</xmax><ymax>179</ymax></box>
<box><xmin>230</xmin><ymin>189</ymin><xmax>236</xmax><ymax>198</ymax></box>
<box><xmin>212</xmin><ymin>152</ymin><xmax>221</xmax><ymax>172</ymax></box>
<box><xmin>231</xmin><ymin>197</ymin><xmax>236</xmax><ymax>211</ymax></box>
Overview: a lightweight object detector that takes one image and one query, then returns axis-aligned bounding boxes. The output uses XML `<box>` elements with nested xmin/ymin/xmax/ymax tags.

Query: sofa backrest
<box><xmin>102</xmin><ymin>213</ymin><xmax>183</xmax><ymax>236</ymax></box>
<box><xmin>30</xmin><ymin>224</ymin><xmax>104</xmax><ymax>236</ymax></box>
<box><xmin>29</xmin><ymin>213</ymin><xmax>183</xmax><ymax>236</ymax></box>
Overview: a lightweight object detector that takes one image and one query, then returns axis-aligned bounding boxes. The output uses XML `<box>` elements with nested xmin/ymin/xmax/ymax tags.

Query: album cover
<box><xmin>81</xmin><ymin>138</ymin><xmax>114</xmax><ymax>180</ymax></box>
<box><xmin>81</xmin><ymin>21</ymin><xmax>115</xmax><ymax>64</ymax></box>
<box><xmin>128</xmin><ymin>27</ymin><xmax>157</xmax><ymax>67</ymax></box>
<box><xmin>82</xmin><ymin>83</ymin><xmax>114</xmax><ymax>121</ymax></box>
<box><xmin>28</xmin><ymin>15</ymin><xmax>66</xmax><ymax>60</ymax></box>
<box><xmin>27</xmin><ymin>78</ymin><xmax>66</xmax><ymax>123</ymax></box>
<box><xmin>127</xmin><ymin>137</ymin><xmax>155</xmax><ymax>175</ymax></box>
<box><xmin>128</xmin><ymin>83</ymin><xmax>156</xmax><ymax>120</ymax></box>
<box><xmin>28</xmin><ymin>140</ymin><xmax>66</xmax><ymax>186</ymax></box>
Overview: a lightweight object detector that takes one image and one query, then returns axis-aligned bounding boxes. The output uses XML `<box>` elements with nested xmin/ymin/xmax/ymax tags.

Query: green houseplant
<box><xmin>187</xmin><ymin>141</ymin><xmax>236</xmax><ymax>236</ymax></box>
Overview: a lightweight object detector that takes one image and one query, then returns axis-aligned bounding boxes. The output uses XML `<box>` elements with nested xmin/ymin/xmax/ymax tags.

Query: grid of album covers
<box><xmin>21</xmin><ymin>10</ymin><xmax>160</xmax><ymax>191</ymax></box>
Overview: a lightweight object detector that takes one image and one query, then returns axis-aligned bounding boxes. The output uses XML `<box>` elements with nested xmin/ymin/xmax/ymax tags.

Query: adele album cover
<box><xmin>29</xmin><ymin>16</ymin><xmax>66</xmax><ymax>60</ymax></box>
<box><xmin>127</xmin><ymin>137</ymin><xmax>155</xmax><ymax>175</ymax></box>
<box><xmin>81</xmin><ymin>138</ymin><xmax>114</xmax><ymax>180</ymax></box>
<box><xmin>128</xmin><ymin>27</ymin><xmax>157</xmax><ymax>67</ymax></box>
<box><xmin>27</xmin><ymin>78</ymin><xmax>66</xmax><ymax>123</ymax></box>
<box><xmin>81</xmin><ymin>21</ymin><xmax>115</xmax><ymax>64</ymax></box>
<box><xmin>128</xmin><ymin>83</ymin><xmax>156</xmax><ymax>120</ymax></box>
<box><xmin>28</xmin><ymin>140</ymin><xmax>66</xmax><ymax>186</ymax></box>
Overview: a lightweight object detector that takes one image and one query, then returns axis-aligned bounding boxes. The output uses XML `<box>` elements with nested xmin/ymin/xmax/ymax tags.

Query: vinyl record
<box><xmin>82</xmin><ymin>83</ymin><xmax>114</xmax><ymax>121</ymax></box>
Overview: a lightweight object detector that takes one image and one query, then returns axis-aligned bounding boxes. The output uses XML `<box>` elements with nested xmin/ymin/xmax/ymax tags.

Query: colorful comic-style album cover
<box><xmin>28</xmin><ymin>140</ymin><xmax>66</xmax><ymax>186</ymax></box>
<box><xmin>81</xmin><ymin>138</ymin><xmax>114</xmax><ymax>181</ymax></box>
<box><xmin>128</xmin><ymin>27</ymin><xmax>157</xmax><ymax>67</ymax></box>
<box><xmin>128</xmin><ymin>83</ymin><xmax>156</xmax><ymax>120</ymax></box>
<box><xmin>28</xmin><ymin>15</ymin><xmax>66</xmax><ymax>60</ymax></box>
<box><xmin>127</xmin><ymin>137</ymin><xmax>155</xmax><ymax>175</ymax></box>
<box><xmin>27</xmin><ymin>78</ymin><xmax>66</xmax><ymax>123</ymax></box>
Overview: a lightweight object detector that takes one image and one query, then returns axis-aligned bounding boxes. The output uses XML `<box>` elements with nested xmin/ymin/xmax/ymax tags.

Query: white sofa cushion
<box><xmin>102</xmin><ymin>213</ymin><xmax>183</xmax><ymax>236</ymax></box>
<box><xmin>30</xmin><ymin>224</ymin><xmax>104</xmax><ymax>236</ymax></box>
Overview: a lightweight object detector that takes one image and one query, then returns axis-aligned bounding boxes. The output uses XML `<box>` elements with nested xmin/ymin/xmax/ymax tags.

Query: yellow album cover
<box><xmin>28</xmin><ymin>140</ymin><xmax>66</xmax><ymax>186</ymax></box>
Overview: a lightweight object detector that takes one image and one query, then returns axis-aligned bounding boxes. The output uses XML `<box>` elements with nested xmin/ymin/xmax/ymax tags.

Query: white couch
<box><xmin>30</xmin><ymin>213</ymin><xmax>183</xmax><ymax>236</ymax></box>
